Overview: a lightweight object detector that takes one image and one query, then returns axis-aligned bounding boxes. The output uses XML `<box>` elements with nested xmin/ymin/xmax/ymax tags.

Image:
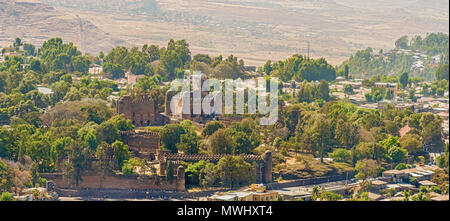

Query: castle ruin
<box><xmin>117</xmin><ymin>95</ymin><xmax>170</xmax><ymax>127</ymax></box>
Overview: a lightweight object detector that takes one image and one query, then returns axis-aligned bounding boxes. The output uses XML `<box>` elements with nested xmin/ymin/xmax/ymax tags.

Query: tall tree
<box><xmin>399</xmin><ymin>71</ymin><xmax>409</xmax><ymax>88</ymax></box>
<box><xmin>160</xmin><ymin>124</ymin><xmax>185</xmax><ymax>153</ymax></box>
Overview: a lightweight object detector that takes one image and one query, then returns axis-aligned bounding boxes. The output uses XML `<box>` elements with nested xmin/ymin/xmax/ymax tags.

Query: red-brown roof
<box><xmin>399</xmin><ymin>125</ymin><xmax>412</xmax><ymax>137</ymax></box>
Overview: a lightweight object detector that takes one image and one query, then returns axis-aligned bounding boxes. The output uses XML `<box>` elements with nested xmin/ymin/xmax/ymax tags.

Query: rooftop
<box><xmin>37</xmin><ymin>85</ymin><xmax>54</xmax><ymax>95</ymax></box>
<box><xmin>367</xmin><ymin>192</ymin><xmax>382</xmax><ymax>201</ymax></box>
<box><xmin>418</xmin><ymin>180</ymin><xmax>437</xmax><ymax>186</ymax></box>
<box><xmin>371</xmin><ymin>180</ymin><xmax>388</xmax><ymax>185</ymax></box>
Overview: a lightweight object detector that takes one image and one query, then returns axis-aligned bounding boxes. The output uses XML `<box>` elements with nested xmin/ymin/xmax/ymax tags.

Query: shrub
<box><xmin>430</xmin><ymin>186</ymin><xmax>441</xmax><ymax>194</ymax></box>
<box><xmin>409</xmin><ymin>177</ymin><xmax>419</xmax><ymax>187</ymax></box>
<box><xmin>394</xmin><ymin>163</ymin><xmax>409</xmax><ymax>170</ymax></box>
<box><xmin>328</xmin><ymin>149</ymin><xmax>352</xmax><ymax>163</ymax></box>
<box><xmin>319</xmin><ymin>191</ymin><xmax>343</xmax><ymax>201</ymax></box>
<box><xmin>122</xmin><ymin>164</ymin><xmax>134</xmax><ymax>175</ymax></box>
<box><xmin>0</xmin><ymin>192</ymin><xmax>14</xmax><ymax>201</ymax></box>
<box><xmin>378</xmin><ymin>167</ymin><xmax>386</xmax><ymax>176</ymax></box>
<box><xmin>121</xmin><ymin>158</ymin><xmax>142</xmax><ymax>176</ymax></box>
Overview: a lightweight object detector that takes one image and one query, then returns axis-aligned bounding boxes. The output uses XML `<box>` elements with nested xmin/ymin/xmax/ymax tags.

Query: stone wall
<box><xmin>266</xmin><ymin>171</ymin><xmax>357</xmax><ymax>190</ymax></box>
<box><xmin>157</xmin><ymin>151</ymin><xmax>273</xmax><ymax>183</ymax></box>
<box><xmin>117</xmin><ymin>95</ymin><xmax>169</xmax><ymax>127</ymax></box>
<box><xmin>121</xmin><ymin>131</ymin><xmax>160</xmax><ymax>159</ymax></box>
<box><xmin>54</xmin><ymin>187</ymin><xmax>226</xmax><ymax>199</ymax></box>
<box><xmin>41</xmin><ymin>170</ymin><xmax>185</xmax><ymax>191</ymax></box>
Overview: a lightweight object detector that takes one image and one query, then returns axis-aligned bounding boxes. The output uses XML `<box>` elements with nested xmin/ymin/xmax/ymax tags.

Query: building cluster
<box><xmin>374</xmin><ymin>165</ymin><xmax>448</xmax><ymax>201</ymax></box>
<box><xmin>327</xmin><ymin>77</ymin><xmax>449</xmax><ymax>146</ymax></box>
<box><xmin>202</xmin><ymin>164</ymin><xmax>449</xmax><ymax>201</ymax></box>
<box><xmin>12</xmin><ymin>187</ymin><xmax>58</xmax><ymax>201</ymax></box>
<box><xmin>204</xmin><ymin>184</ymin><xmax>279</xmax><ymax>201</ymax></box>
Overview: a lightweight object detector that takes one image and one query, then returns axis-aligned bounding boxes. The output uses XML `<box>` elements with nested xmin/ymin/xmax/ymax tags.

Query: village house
<box><xmin>207</xmin><ymin>184</ymin><xmax>278</xmax><ymax>201</ymax></box>
<box><xmin>125</xmin><ymin>71</ymin><xmax>146</xmax><ymax>85</ymax></box>
<box><xmin>88</xmin><ymin>64</ymin><xmax>103</xmax><ymax>76</ymax></box>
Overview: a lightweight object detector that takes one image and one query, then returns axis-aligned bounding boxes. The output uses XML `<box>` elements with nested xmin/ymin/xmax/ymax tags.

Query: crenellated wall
<box><xmin>121</xmin><ymin>131</ymin><xmax>160</xmax><ymax>159</ymax></box>
<box><xmin>157</xmin><ymin>151</ymin><xmax>273</xmax><ymax>183</ymax></box>
<box><xmin>41</xmin><ymin>168</ymin><xmax>186</xmax><ymax>192</ymax></box>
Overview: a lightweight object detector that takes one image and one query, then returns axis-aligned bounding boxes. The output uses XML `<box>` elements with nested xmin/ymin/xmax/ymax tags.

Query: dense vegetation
<box><xmin>262</xmin><ymin>55</ymin><xmax>337</xmax><ymax>82</ymax></box>
<box><xmin>339</xmin><ymin>33</ymin><xmax>449</xmax><ymax>80</ymax></box>
<box><xmin>0</xmin><ymin>35</ymin><xmax>448</xmax><ymax>198</ymax></box>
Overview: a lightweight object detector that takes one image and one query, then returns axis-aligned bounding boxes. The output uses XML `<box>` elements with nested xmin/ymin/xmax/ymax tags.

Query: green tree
<box><xmin>71</xmin><ymin>55</ymin><xmax>91</xmax><ymax>74</ymax></box>
<box><xmin>334</xmin><ymin>120</ymin><xmax>358</xmax><ymax>148</ymax></box>
<box><xmin>202</xmin><ymin>121</ymin><xmax>224</xmax><ymax>137</ymax></box>
<box><xmin>13</xmin><ymin>38</ymin><xmax>22</xmax><ymax>51</ymax></box>
<box><xmin>355</xmin><ymin>159</ymin><xmax>380</xmax><ymax>180</ymax></box>
<box><xmin>301</xmin><ymin>114</ymin><xmax>332</xmax><ymax>162</ymax></box>
<box><xmin>311</xmin><ymin>186</ymin><xmax>319</xmax><ymax>201</ymax></box>
<box><xmin>102</xmin><ymin>46</ymin><xmax>128</xmax><ymax>79</ymax></box>
<box><xmin>176</xmin><ymin>132</ymin><xmax>199</xmax><ymax>154</ymax></box>
<box><xmin>318</xmin><ymin>80</ymin><xmax>330</xmax><ymax>101</ymax></box>
<box><xmin>215</xmin><ymin>156</ymin><xmax>255</xmax><ymax>188</ymax></box>
<box><xmin>23</xmin><ymin>43</ymin><xmax>36</xmax><ymax>56</ymax></box>
<box><xmin>395</xmin><ymin>36</ymin><xmax>409</xmax><ymax>49</ymax></box>
<box><xmin>263</xmin><ymin>60</ymin><xmax>272</xmax><ymax>75</ymax></box>
<box><xmin>112</xmin><ymin>141</ymin><xmax>130</xmax><ymax>168</ymax></box>
<box><xmin>97</xmin><ymin>121</ymin><xmax>119</xmax><ymax>144</ymax></box>
<box><xmin>166</xmin><ymin>161</ymin><xmax>175</xmax><ymax>183</ymax></box>
<box><xmin>82</xmin><ymin>130</ymin><xmax>98</xmax><ymax>151</ymax></box>
<box><xmin>0</xmin><ymin>161</ymin><xmax>14</xmax><ymax>193</ymax></box>
<box><xmin>399</xmin><ymin>71</ymin><xmax>409</xmax><ymax>88</ymax></box>
<box><xmin>343</xmin><ymin>64</ymin><xmax>349</xmax><ymax>79</ymax></box>
<box><xmin>328</xmin><ymin>149</ymin><xmax>352</xmax><ymax>163</ymax></box>
<box><xmin>394</xmin><ymin>163</ymin><xmax>409</xmax><ymax>170</ymax></box>
<box><xmin>160</xmin><ymin>123</ymin><xmax>185</xmax><ymax>153</ymax></box>
<box><xmin>343</xmin><ymin>84</ymin><xmax>354</xmax><ymax>95</ymax></box>
<box><xmin>158</xmin><ymin>39</ymin><xmax>191</xmax><ymax>80</ymax></box>
<box><xmin>0</xmin><ymin>192</ymin><xmax>14</xmax><ymax>201</ymax></box>
<box><xmin>185</xmin><ymin>160</ymin><xmax>209</xmax><ymax>186</ymax></box>
<box><xmin>420</xmin><ymin>113</ymin><xmax>444</xmax><ymax>151</ymax></box>
<box><xmin>66</xmin><ymin>143</ymin><xmax>88</xmax><ymax>187</ymax></box>
<box><xmin>135</xmin><ymin>76</ymin><xmax>158</xmax><ymax>93</ymax></box>
<box><xmin>50</xmin><ymin>137</ymin><xmax>74</xmax><ymax>169</ymax></box>
<box><xmin>380</xmin><ymin>136</ymin><xmax>401</xmax><ymax>150</ymax></box>
<box><xmin>435</xmin><ymin>64</ymin><xmax>449</xmax><ymax>81</ymax></box>
<box><xmin>29</xmin><ymin>58</ymin><xmax>41</xmax><ymax>72</ymax></box>
<box><xmin>95</xmin><ymin>142</ymin><xmax>114</xmax><ymax>181</ymax></box>
<box><xmin>399</xmin><ymin>134</ymin><xmax>422</xmax><ymax>154</ymax></box>
<box><xmin>193</xmin><ymin>54</ymin><xmax>212</xmax><ymax>64</ymax></box>
<box><xmin>208</xmin><ymin>129</ymin><xmax>234</xmax><ymax>154</ymax></box>
<box><xmin>319</xmin><ymin>191</ymin><xmax>343</xmax><ymax>201</ymax></box>
<box><xmin>386</xmin><ymin>147</ymin><xmax>407</xmax><ymax>164</ymax></box>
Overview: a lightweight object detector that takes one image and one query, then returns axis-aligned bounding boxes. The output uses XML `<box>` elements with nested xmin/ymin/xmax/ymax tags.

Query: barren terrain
<box><xmin>1</xmin><ymin>0</ymin><xmax>448</xmax><ymax>66</ymax></box>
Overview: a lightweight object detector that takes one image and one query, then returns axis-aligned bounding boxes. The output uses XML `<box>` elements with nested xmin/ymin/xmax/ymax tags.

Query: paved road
<box><xmin>277</xmin><ymin>179</ymin><xmax>358</xmax><ymax>193</ymax></box>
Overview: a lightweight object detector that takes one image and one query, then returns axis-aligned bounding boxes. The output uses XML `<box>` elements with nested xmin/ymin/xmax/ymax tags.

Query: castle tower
<box><xmin>263</xmin><ymin>151</ymin><xmax>272</xmax><ymax>183</ymax></box>
<box><xmin>176</xmin><ymin>166</ymin><xmax>186</xmax><ymax>191</ymax></box>
<box><xmin>165</xmin><ymin>90</ymin><xmax>177</xmax><ymax>116</ymax></box>
<box><xmin>117</xmin><ymin>95</ymin><xmax>159</xmax><ymax>127</ymax></box>
<box><xmin>159</xmin><ymin>157</ymin><xmax>167</xmax><ymax>176</ymax></box>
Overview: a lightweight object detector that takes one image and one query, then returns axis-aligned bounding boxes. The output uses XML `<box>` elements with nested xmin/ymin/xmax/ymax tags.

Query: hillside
<box><xmin>0</xmin><ymin>0</ymin><xmax>124</xmax><ymax>55</ymax></box>
<box><xmin>0</xmin><ymin>0</ymin><xmax>449</xmax><ymax>66</ymax></box>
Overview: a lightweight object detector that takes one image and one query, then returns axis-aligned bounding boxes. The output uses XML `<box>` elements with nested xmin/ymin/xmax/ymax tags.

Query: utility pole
<box><xmin>305</xmin><ymin>34</ymin><xmax>311</xmax><ymax>60</ymax></box>
<box><xmin>307</xmin><ymin>41</ymin><xmax>310</xmax><ymax>60</ymax></box>
<box><xmin>345</xmin><ymin>171</ymin><xmax>348</xmax><ymax>186</ymax></box>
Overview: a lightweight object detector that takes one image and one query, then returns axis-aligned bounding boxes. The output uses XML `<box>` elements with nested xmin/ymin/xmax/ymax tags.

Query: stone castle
<box><xmin>120</xmin><ymin>131</ymin><xmax>160</xmax><ymax>160</ymax></box>
<box><xmin>157</xmin><ymin>150</ymin><xmax>272</xmax><ymax>183</ymax></box>
<box><xmin>61</xmin><ymin>76</ymin><xmax>274</xmax><ymax>193</ymax></box>
<box><xmin>117</xmin><ymin>94</ymin><xmax>170</xmax><ymax>127</ymax></box>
